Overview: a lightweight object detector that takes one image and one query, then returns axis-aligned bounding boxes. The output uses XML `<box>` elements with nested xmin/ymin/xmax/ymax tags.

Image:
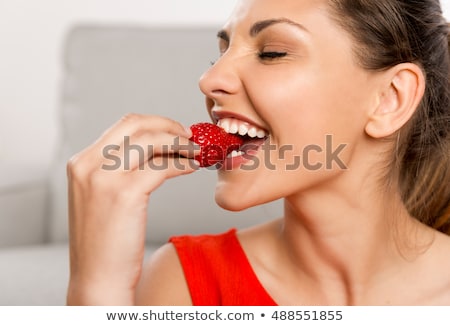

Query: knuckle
<box><xmin>120</xmin><ymin>113</ymin><xmax>143</xmax><ymax>124</ymax></box>
<box><xmin>67</xmin><ymin>152</ymin><xmax>88</xmax><ymax>180</ymax></box>
<box><xmin>67</xmin><ymin>150</ymin><xmax>104</xmax><ymax>185</ymax></box>
<box><xmin>67</xmin><ymin>157</ymin><xmax>114</xmax><ymax>191</ymax></box>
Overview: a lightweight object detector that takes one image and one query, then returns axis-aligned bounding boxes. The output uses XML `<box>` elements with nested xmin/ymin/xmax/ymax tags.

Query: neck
<box><xmin>279</xmin><ymin>171</ymin><xmax>433</xmax><ymax>305</ymax></box>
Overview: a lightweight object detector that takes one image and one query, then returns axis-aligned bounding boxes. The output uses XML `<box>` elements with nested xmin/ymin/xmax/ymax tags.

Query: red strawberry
<box><xmin>189</xmin><ymin>122</ymin><xmax>244</xmax><ymax>167</ymax></box>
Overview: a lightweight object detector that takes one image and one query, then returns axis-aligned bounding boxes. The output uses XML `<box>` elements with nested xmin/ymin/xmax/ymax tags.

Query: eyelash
<box><xmin>209</xmin><ymin>51</ymin><xmax>287</xmax><ymax>66</ymax></box>
<box><xmin>258</xmin><ymin>51</ymin><xmax>287</xmax><ymax>60</ymax></box>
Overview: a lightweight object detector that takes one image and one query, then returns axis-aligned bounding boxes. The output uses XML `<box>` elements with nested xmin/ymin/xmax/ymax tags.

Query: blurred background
<box><xmin>0</xmin><ymin>0</ymin><xmax>238</xmax><ymax>169</ymax></box>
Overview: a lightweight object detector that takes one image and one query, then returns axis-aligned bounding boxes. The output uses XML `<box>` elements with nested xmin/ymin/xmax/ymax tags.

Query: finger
<box><xmin>95</xmin><ymin>114</ymin><xmax>192</xmax><ymax>150</ymax></box>
<box><xmin>130</xmin><ymin>157</ymin><xmax>199</xmax><ymax>195</ymax></box>
<box><xmin>74</xmin><ymin>115</ymin><xmax>194</xmax><ymax>171</ymax></box>
<box><xmin>100</xmin><ymin>133</ymin><xmax>200</xmax><ymax>173</ymax></box>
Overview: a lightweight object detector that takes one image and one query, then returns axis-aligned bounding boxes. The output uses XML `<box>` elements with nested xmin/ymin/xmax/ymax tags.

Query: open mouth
<box><xmin>217</xmin><ymin>118</ymin><xmax>269</xmax><ymax>159</ymax></box>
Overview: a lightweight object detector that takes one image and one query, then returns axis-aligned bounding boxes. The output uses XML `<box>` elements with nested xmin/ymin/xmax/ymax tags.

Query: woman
<box><xmin>66</xmin><ymin>0</ymin><xmax>450</xmax><ymax>305</ymax></box>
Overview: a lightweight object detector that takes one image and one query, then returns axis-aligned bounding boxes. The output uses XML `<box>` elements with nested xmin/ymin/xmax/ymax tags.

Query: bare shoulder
<box><xmin>135</xmin><ymin>243</ymin><xmax>192</xmax><ymax>306</ymax></box>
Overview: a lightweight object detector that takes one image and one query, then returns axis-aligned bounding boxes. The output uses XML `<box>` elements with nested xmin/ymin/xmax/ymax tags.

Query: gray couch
<box><xmin>0</xmin><ymin>25</ymin><xmax>281</xmax><ymax>305</ymax></box>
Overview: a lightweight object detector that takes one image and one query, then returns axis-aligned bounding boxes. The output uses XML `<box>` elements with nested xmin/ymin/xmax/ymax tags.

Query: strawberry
<box><xmin>189</xmin><ymin>122</ymin><xmax>244</xmax><ymax>167</ymax></box>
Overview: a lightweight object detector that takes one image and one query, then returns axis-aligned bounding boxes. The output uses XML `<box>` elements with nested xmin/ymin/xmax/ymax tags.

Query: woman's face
<box><xmin>199</xmin><ymin>0</ymin><xmax>382</xmax><ymax>211</ymax></box>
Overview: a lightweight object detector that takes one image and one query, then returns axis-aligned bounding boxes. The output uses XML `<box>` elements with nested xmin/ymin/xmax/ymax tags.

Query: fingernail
<box><xmin>184</xmin><ymin>126</ymin><xmax>193</xmax><ymax>137</ymax></box>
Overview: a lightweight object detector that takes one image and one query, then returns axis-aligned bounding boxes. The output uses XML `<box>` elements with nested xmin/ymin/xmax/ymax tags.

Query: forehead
<box><xmin>224</xmin><ymin>0</ymin><xmax>330</xmax><ymax>31</ymax></box>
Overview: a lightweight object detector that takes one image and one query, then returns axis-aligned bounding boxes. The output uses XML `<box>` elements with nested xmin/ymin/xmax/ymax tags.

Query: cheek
<box><xmin>242</xmin><ymin>71</ymin><xmax>371</xmax><ymax>182</ymax></box>
<box><xmin>246</xmin><ymin>70</ymin><xmax>334</xmax><ymax>151</ymax></box>
<box><xmin>249</xmin><ymin>64</ymin><xmax>371</xmax><ymax>146</ymax></box>
<box><xmin>245</xmin><ymin>67</ymin><xmax>312</xmax><ymax>128</ymax></box>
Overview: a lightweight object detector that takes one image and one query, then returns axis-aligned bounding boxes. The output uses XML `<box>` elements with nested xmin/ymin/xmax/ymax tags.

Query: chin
<box><xmin>214</xmin><ymin>182</ymin><xmax>265</xmax><ymax>212</ymax></box>
<box><xmin>214</xmin><ymin>191</ymin><xmax>253</xmax><ymax>212</ymax></box>
<box><xmin>214</xmin><ymin>182</ymin><xmax>281</xmax><ymax>212</ymax></box>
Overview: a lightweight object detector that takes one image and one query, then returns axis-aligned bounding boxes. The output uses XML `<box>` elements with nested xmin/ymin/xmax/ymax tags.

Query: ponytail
<box><xmin>397</xmin><ymin>21</ymin><xmax>450</xmax><ymax>235</ymax></box>
<box><xmin>428</xmin><ymin>25</ymin><xmax>450</xmax><ymax>234</ymax></box>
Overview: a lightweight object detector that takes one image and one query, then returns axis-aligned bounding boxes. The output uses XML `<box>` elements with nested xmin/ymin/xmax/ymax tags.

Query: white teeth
<box><xmin>229</xmin><ymin>150</ymin><xmax>244</xmax><ymax>158</ymax></box>
<box><xmin>229</xmin><ymin>122</ymin><xmax>239</xmax><ymax>134</ymax></box>
<box><xmin>238</xmin><ymin>124</ymin><xmax>249</xmax><ymax>136</ymax></box>
<box><xmin>256</xmin><ymin>130</ymin><xmax>266</xmax><ymax>138</ymax></box>
<box><xmin>248</xmin><ymin>127</ymin><xmax>257</xmax><ymax>138</ymax></box>
<box><xmin>217</xmin><ymin>118</ymin><xmax>268</xmax><ymax>138</ymax></box>
<box><xmin>219</xmin><ymin>119</ymin><xmax>230</xmax><ymax>133</ymax></box>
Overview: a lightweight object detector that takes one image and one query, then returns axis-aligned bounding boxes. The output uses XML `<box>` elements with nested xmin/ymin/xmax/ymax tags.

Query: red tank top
<box><xmin>169</xmin><ymin>229</ymin><xmax>277</xmax><ymax>306</ymax></box>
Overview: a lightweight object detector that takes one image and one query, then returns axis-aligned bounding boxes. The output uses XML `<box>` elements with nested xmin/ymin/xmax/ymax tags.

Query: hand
<box><xmin>66</xmin><ymin>114</ymin><xmax>199</xmax><ymax>305</ymax></box>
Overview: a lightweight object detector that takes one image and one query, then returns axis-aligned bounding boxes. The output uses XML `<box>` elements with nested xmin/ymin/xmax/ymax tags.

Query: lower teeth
<box><xmin>228</xmin><ymin>150</ymin><xmax>244</xmax><ymax>158</ymax></box>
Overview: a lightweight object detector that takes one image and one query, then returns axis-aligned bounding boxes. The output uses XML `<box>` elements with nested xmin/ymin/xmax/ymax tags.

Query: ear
<box><xmin>365</xmin><ymin>63</ymin><xmax>425</xmax><ymax>138</ymax></box>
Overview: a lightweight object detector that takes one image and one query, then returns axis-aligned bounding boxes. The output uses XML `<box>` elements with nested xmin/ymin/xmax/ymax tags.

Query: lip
<box><xmin>221</xmin><ymin>153</ymin><xmax>250</xmax><ymax>171</ymax></box>
<box><xmin>219</xmin><ymin>137</ymin><xmax>267</xmax><ymax>171</ymax></box>
<box><xmin>211</xmin><ymin>108</ymin><xmax>268</xmax><ymax>133</ymax></box>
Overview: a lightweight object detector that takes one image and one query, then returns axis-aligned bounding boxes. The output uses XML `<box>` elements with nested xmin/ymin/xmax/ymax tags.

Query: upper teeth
<box><xmin>217</xmin><ymin>118</ymin><xmax>268</xmax><ymax>138</ymax></box>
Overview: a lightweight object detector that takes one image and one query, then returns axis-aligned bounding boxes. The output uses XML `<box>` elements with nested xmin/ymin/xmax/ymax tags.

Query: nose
<box><xmin>198</xmin><ymin>52</ymin><xmax>242</xmax><ymax>107</ymax></box>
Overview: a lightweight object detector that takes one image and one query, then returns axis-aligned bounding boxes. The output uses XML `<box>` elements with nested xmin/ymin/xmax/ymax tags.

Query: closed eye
<box><xmin>258</xmin><ymin>51</ymin><xmax>287</xmax><ymax>60</ymax></box>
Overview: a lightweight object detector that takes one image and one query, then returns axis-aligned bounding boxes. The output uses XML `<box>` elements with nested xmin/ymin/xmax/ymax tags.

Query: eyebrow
<box><xmin>250</xmin><ymin>18</ymin><xmax>309</xmax><ymax>36</ymax></box>
<box><xmin>217</xmin><ymin>18</ymin><xmax>309</xmax><ymax>42</ymax></box>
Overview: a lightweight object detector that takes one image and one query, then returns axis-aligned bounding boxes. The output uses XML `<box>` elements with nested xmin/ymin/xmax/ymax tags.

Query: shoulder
<box><xmin>135</xmin><ymin>243</ymin><xmax>192</xmax><ymax>305</ymax></box>
<box><xmin>135</xmin><ymin>224</ymin><xmax>280</xmax><ymax>306</ymax></box>
<box><xmin>135</xmin><ymin>229</ymin><xmax>239</xmax><ymax>306</ymax></box>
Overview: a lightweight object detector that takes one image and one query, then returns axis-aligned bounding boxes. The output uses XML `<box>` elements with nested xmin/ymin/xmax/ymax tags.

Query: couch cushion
<box><xmin>0</xmin><ymin>164</ymin><xmax>49</xmax><ymax>248</ymax></box>
<box><xmin>49</xmin><ymin>25</ymin><xmax>281</xmax><ymax>243</ymax></box>
<box><xmin>0</xmin><ymin>244</ymin><xmax>69</xmax><ymax>305</ymax></box>
<box><xmin>0</xmin><ymin>243</ymin><xmax>160</xmax><ymax>305</ymax></box>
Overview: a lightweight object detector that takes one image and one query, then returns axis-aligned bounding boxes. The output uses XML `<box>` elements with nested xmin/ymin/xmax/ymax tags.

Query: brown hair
<box><xmin>328</xmin><ymin>0</ymin><xmax>450</xmax><ymax>234</ymax></box>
